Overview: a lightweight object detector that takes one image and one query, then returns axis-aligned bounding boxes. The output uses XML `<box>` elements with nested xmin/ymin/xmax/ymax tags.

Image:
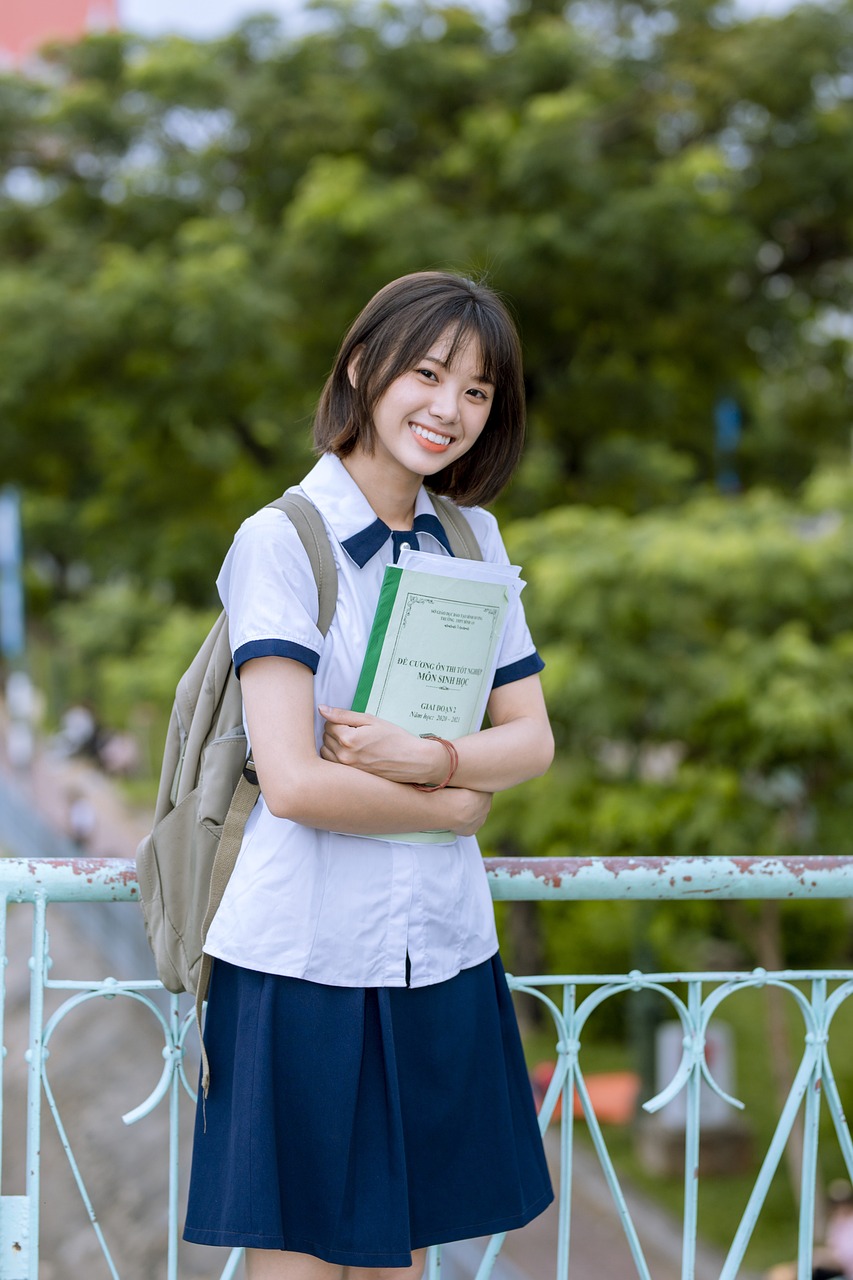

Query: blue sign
<box><xmin>0</xmin><ymin>486</ymin><xmax>25</xmax><ymax>660</ymax></box>
<box><xmin>714</xmin><ymin>397</ymin><xmax>743</xmax><ymax>494</ymax></box>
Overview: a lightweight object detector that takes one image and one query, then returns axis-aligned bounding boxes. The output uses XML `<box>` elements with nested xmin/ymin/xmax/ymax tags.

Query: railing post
<box><xmin>167</xmin><ymin>997</ymin><xmax>181</xmax><ymax>1280</ymax></box>
<box><xmin>681</xmin><ymin>981</ymin><xmax>702</xmax><ymax>1280</ymax></box>
<box><xmin>23</xmin><ymin>896</ymin><xmax>47</xmax><ymax>1280</ymax></box>
<box><xmin>0</xmin><ymin>892</ymin><xmax>29</xmax><ymax>1280</ymax></box>
<box><xmin>556</xmin><ymin>982</ymin><xmax>575</xmax><ymax>1280</ymax></box>
<box><xmin>797</xmin><ymin>978</ymin><xmax>825</xmax><ymax>1280</ymax></box>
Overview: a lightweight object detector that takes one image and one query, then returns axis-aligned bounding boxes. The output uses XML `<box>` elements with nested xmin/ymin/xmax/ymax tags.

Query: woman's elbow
<box><xmin>256</xmin><ymin>764</ymin><xmax>319</xmax><ymax>822</ymax></box>
<box><xmin>262</xmin><ymin>786</ymin><xmax>300</xmax><ymax>822</ymax></box>
<box><xmin>532</xmin><ymin>727</ymin><xmax>556</xmax><ymax>778</ymax></box>
<box><xmin>517</xmin><ymin>723</ymin><xmax>555</xmax><ymax>782</ymax></box>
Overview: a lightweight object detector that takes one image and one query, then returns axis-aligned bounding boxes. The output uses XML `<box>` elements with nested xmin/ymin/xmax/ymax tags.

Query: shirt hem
<box><xmin>200</xmin><ymin>941</ymin><xmax>500</xmax><ymax>990</ymax></box>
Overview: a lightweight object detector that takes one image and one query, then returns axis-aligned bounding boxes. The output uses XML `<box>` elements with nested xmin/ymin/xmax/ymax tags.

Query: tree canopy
<box><xmin>2</xmin><ymin>0</ymin><xmax>853</xmax><ymax>603</ymax></box>
<box><xmin>3</xmin><ymin>3</ymin><xmax>853</xmax><ymax>948</ymax></box>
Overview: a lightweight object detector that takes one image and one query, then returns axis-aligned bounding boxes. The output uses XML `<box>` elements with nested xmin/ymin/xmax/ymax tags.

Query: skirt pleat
<box><xmin>183</xmin><ymin>953</ymin><xmax>553</xmax><ymax>1267</ymax></box>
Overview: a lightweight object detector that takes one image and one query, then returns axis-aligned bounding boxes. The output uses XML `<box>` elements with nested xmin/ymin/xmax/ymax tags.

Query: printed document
<box><xmin>350</xmin><ymin>553</ymin><xmax>520</xmax><ymax>842</ymax></box>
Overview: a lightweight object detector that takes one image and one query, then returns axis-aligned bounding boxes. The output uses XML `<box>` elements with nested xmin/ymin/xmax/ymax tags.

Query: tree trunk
<box><xmin>505</xmin><ymin>899</ymin><xmax>547</xmax><ymax>1031</ymax></box>
<box><xmin>498</xmin><ymin>841</ymin><xmax>546</xmax><ymax>1034</ymax></box>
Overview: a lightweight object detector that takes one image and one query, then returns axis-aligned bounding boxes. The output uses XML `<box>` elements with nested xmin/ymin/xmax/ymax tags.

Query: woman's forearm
<box><xmin>240</xmin><ymin>654</ymin><xmax>489</xmax><ymax>836</ymax></box>
<box><xmin>260</xmin><ymin>752</ymin><xmax>486</xmax><ymax>836</ymax></box>
<box><xmin>418</xmin><ymin>675</ymin><xmax>554</xmax><ymax>791</ymax></box>
<box><xmin>321</xmin><ymin>674</ymin><xmax>554</xmax><ymax>793</ymax></box>
<box><xmin>441</xmin><ymin>715</ymin><xmax>554</xmax><ymax>793</ymax></box>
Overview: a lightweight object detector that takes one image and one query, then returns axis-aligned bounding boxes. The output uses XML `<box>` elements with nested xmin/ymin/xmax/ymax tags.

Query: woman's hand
<box><xmin>240</xmin><ymin>658</ymin><xmax>489</xmax><ymax>836</ymax></box>
<box><xmin>319</xmin><ymin>705</ymin><xmax>446</xmax><ymax>786</ymax></box>
<box><xmin>320</xmin><ymin>705</ymin><xmax>491</xmax><ymax>834</ymax></box>
<box><xmin>444</xmin><ymin>787</ymin><xmax>493</xmax><ymax>836</ymax></box>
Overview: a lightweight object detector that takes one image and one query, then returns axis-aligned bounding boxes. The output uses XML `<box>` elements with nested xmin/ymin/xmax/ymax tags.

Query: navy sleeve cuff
<box><xmin>234</xmin><ymin>639</ymin><xmax>320</xmax><ymax>677</ymax></box>
<box><xmin>492</xmin><ymin>651</ymin><xmax>545</xmax><ymax>689</ymax></box>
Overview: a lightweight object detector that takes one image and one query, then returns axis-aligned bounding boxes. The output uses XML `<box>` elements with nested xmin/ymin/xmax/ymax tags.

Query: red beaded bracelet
<box><xmin>413</xmin><ymin>733</ymin><xmax>459</xmax><ymax>791</ymax></box>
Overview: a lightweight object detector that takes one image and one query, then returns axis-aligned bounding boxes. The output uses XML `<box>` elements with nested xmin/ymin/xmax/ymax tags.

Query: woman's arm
<box><xmin>320</xmin><ymin>673</ymin><xmax>554</xmax><ymax>793</ymax></box>
<box><xmin>240</xmin><ymin>655</ymin><xmax>492</xmax><ymax>835</ymax></box>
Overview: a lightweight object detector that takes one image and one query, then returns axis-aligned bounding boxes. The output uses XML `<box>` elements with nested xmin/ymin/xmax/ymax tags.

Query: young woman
<box><xmin>183</xmin><ymin>272</ymin><xmax>555</xmax><ymax>1280</ymax></box>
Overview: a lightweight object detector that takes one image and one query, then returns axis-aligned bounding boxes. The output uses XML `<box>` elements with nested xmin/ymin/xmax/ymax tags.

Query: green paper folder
<box><xmin>351</xmin><ymin>562</ymin><xmax>510</xmax><ymax>843</ymax></box>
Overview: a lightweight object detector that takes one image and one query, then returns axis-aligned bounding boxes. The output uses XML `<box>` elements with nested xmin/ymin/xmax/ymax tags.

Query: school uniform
<box><xmin>183</xmin><ymin>453</ymin><xmax>553</xmax><ymax>1266</ymax></box>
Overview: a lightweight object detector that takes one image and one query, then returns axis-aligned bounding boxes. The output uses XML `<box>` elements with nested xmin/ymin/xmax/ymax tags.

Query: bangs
<box><xmin>366</xmin><ymin>296</ymin><xmax>516</xmax><ymax>406</ymax></box>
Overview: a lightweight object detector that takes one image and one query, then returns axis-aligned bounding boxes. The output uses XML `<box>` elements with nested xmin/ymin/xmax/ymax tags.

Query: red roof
<box><xmin>0</xmin><ymin>0</ymin><xmax>120</xmax><ymax>64</ymax></box>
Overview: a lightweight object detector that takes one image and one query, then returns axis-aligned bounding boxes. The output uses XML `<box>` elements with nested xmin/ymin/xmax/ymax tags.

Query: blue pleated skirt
<box><xmin>183</xmin><ymin>952</ymin><xmax>553</xmax><ymax>1268</ymax></box>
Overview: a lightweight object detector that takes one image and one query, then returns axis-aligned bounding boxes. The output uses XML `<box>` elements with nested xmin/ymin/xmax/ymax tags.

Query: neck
<box><xmin>342</xmin><ymin>452</ymin><xmax>421</xmax><ymax>530</ymax></box>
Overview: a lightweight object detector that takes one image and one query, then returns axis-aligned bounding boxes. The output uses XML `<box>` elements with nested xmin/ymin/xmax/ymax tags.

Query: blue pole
<box><xmin>714</xmin><ymin>396</ymin><xmax>743</xmax><ymax>494</ymax></box>
<box><xmin>0</xmin><ymin>486</ymin><xmax>25</xmax><ymax>661</ymax></box>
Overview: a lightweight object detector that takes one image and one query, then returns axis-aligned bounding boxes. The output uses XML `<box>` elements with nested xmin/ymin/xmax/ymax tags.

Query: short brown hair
<box><xmin>312</xmin><ymin>272</ymin><xmax>526</xmax><ymax>508</ymax></box>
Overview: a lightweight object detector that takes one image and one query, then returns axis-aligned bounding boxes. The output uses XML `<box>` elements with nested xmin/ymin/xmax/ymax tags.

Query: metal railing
<box><xmin>0</xmin><ymin>854</ymin><xmax>852</xmax><ymax>1280</ymax></box>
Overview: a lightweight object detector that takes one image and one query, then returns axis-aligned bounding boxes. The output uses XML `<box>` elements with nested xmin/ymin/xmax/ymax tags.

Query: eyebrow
<box><xmin>421</xmin><ymin>354</ymin><xmax>494</xmax><ymax>386</ymax></box>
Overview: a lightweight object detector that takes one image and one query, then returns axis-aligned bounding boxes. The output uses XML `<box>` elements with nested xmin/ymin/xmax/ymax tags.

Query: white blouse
<box><xmin>203</xmin><ymin>453</ymin><xmax>544</xmax><ymax>988</ymax></box>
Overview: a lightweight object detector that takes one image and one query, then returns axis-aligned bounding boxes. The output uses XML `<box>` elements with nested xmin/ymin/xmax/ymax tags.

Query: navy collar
<box><xmin>298</xmin><ymin>455</ymin><xmax>456</xmax><ymax>567</ymax></box>
<box><xmin>341</xmin><ymin>512</ymin><xmax>454</xmax><ymax>567</ymax></box>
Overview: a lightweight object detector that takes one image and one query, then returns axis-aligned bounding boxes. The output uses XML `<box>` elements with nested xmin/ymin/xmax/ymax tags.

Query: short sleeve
<box><xmin>458</xmin><ymin>506</ymin><xmax>545</xmax><ymax>690</ymax></box>
<box><xmin>216</xmin><ymin>507</ymin><xmax>324</xmax><ymax>677</ymax></box>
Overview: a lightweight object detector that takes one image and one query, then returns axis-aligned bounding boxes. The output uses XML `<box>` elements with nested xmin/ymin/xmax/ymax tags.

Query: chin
<box><xmin>409</xmin><ymin>447</ymin><xmax>456</xmax><ymax>470</ymax></box>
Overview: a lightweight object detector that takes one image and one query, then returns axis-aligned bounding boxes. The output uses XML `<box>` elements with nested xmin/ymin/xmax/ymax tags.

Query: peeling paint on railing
<box><xmin>0</xmin><ymin>858</ymin><xmax>139</xmax><ymax>902</ymax></box>
<box><xmin>2</xmin><ymin>854</ymin><xmax>853</xmax><ymax>904</ymax></box>
<box><xmin>484</xmin><ymin>854</ymin><xmax>853</xmax><ymax>899</ymax></box>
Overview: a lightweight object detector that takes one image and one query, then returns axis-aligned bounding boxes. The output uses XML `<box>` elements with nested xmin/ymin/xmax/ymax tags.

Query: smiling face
<box><xmin>314</xmin><ymin>272</ymin><xmax>526</xmax><ymax>508</ymax></box>
<box><xmin>350</xmin><ymin>327</ymin><xmax>495</xmax><ymax>484</ymax></box>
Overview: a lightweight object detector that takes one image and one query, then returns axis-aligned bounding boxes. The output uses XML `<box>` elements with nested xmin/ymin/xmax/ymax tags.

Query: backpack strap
<box><xmin>196</xmin><ymin>760</ymin><xmax>261</xmax><ymax>1101</ymax></box>
<box><xmin>196</xmin><ymin>491</ymin><xmax>338</xmax><ymax>1099</ymax></box>
<box><xmin>427</xmin><ymin>493</ymin><xmax>483</xmax><ymax>561</ymax></box>
<box><xmin>269</xmin><ymin>492</ymin><xmax>339</xmax><ymax>635</ymax></box>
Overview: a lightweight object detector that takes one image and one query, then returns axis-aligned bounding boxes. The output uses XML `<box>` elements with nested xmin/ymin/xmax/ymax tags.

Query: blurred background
<box><xmin>2</xmin><ymin>0</ymin><xmax>853</xmax><ymax>1273</ymax></box>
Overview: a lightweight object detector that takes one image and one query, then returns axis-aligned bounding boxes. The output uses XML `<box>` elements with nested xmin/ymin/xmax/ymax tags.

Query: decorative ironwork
<box><xmin>0</xmin><ymin>856</ymin><xmax>850</xmax><ymax>1280</ymax></box>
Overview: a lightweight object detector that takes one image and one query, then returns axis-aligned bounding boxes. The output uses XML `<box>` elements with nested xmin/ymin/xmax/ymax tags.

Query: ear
<box><xmin>347</xmin><ymin>346</ymin><xmax>364</xmax><ymax>389</ymax></box>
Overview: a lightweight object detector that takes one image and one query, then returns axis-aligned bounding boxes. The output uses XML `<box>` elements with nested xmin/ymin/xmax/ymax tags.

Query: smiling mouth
<box><xmin>409</xmin><ymin>423</ymin><xmax>454</xmax><ymax>452</ymax></box>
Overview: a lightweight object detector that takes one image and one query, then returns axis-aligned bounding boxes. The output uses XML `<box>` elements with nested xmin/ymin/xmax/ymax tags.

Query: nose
<box><xmin>429</xmin><ymin>384</ymin><xmax>460</xmax><ymax>425</ymax></box>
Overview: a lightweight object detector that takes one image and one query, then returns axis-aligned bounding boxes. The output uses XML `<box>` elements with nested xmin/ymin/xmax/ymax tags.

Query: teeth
<box><xmin>411</xmin><ymin>424</ymin><xmax>452</xmax><ymax>446</ymax></box>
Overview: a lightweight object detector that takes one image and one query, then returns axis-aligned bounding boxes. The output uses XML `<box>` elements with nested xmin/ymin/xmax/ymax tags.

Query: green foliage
<box><xmin>45</xmin><ymin>581</ymin><xmax>217</xmax><ymax>730</ymax></box>
<box><xmin>484</xmin><ymin>469</ymin><xmax>853</xmax><ymax>883</ymax></box>
<box><xmin>100</xmin><ymin>603</ymin><xmax>221</xmax><ymax>726</ymax></box>
<box><xmin>3</xmin><ymin>3</ymin><xmax>853</xmax><ymax>934</ymax></box>
<box><xmin>2</xmin><ymin>0</ymin><xmax>853</xmax><ymax>599</ymax></box>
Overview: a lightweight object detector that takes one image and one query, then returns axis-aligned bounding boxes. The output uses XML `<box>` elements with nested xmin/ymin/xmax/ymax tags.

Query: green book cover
<box><xmin>352</xmin><ymin>566</ymin><xmax>404</xmax><ymax>714</ymax></box>
<box><xmin>351</xmin><ymin>564</ymin><xmax>509</xmax><ymax>843</ymax></box>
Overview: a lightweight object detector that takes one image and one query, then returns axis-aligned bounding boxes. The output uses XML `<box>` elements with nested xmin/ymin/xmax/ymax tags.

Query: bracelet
<box><xmin>413</xmin><ymin>734</ymin><xmax>459</xmax><ymax>791</ymax></box>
